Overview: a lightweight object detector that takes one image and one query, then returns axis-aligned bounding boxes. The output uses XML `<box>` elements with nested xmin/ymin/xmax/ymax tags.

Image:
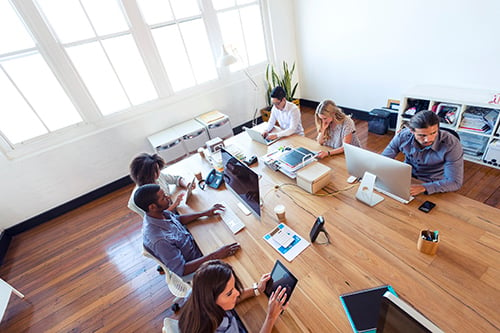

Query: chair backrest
<box><xmin>142</xmin><ymin>247</ymin><xmax>192</xmax><ymax>298</ymax></box>
<box><xmin>162</xmin><ymin>317</ymin><xmax>180</xmax><ymax>333</ymax></box>
<box><xmin>128</xmin><ymin>188</ymin><xmax>146</xmax><ymax>218</ymax></box>
<box><xmin>440</xmin><ymin>127</ymin><xmax>460</xmax><ymax>141</ymax></box>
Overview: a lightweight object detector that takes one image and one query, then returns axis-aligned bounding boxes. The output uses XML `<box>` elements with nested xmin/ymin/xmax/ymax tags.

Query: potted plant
<box><xmin>261</xmin><ymin>61</ymin><xmax>299</xmax><ymax>121</ymax></box>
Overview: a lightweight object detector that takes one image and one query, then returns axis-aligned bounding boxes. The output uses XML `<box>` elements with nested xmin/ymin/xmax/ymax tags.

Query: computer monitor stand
<box><xmin>356</xmin><ymin>171</ymin><xmax>384</xmax><ymax>207</ymax></box>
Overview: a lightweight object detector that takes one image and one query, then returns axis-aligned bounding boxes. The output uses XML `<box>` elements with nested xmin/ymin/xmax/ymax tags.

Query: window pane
<box><xmin>152</xmin><ymin>25</ymin><xmax>195</xmax><ymax>91</ymax></box>
<box><xmin>236</xmin><ymin>0</ymin><xmax>255</xmax><ymax>5</ymax></box>
<box><xmin>0</xmin><ymin>69</ymin><xmax>47</xmax><ymax>144</ymax></box>
<box><xmin>240</xmin><ymin>6</ymin><xmax>266</xmax><ymax>65</ymax></box>
<box><xmin>36</xmin><ymin>0</ymin><xmax>95</xmax><ymax>43</ymax></box>
<box><xmin>67</xmin><ymin>42</ymin><xmax>129</xmax><ymax>115</ymax></box>
<box><xmin>180</xmin><ymin>20</ymin><xmax>217</xmax><ymax>84</ymax></box>
<box><xmin>3</xmin><ymin>54</ymin><xmax>82</xmax><ymax>131</ymax></box>
<box><xmin>218</xmin><ymin>10</ymin><xmax>247</xmax><ymax>67</ymax></box>
<box><xmin>137</xmin><ymin>0</ymin><xmax>174</xmax><ymax>25</ymax></box>
<box><xmin>102</xmin><ymin>35</ymin><xmax>158</xmax><ymax>105</ymax></box>
<box><xmin>170</xmin><ymin>0</ymin><xmax>201</xmax><ymax>18</ymax></box>
<box><xmin>212</xmin><ymin>0</ymin><xmax>235</xmax><ymax>10</ymax></box>
<box><xmin>81</xmin><ymin>0</ymin><xmax>129</xmax><ymax>36</ymax></box>
<box><xmin>0</xmin><ymin>1</ymin><xmax>36</xmax><ymax>54</ymax></box>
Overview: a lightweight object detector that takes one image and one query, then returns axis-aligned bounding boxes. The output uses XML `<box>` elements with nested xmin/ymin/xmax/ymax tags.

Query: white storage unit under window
<box><xmin>195</xmin><ymin>111</ymin><xmax>233</xmax><ymax>140</ymax></box>
<box><xmin>148</xmin><ymin>120</ymin><xmax>209</xmax><ymax>164</ymax></box>
<box><xmin>175</xmin><ymin>120</ymin><xmax>210</xmax><ymax>154</ymax></box>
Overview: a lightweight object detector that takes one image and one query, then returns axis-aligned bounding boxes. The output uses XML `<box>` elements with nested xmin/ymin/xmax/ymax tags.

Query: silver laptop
<box><xmin>245</xmin><ymin>127</ymin><xmax>279</xmax><ymax>145</ymax></box>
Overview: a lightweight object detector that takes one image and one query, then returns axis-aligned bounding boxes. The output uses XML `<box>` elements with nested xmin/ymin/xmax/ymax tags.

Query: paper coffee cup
<box><xmin>194</xmin><ymin>171</ymin><xmax>203</xmax><ymax>181</ymax></box>
<box><xmin>197</xmin><ymin>147</ymin><xmax>205</xmax><ymax>159</ymax></box>
<box><xmin>274</xmin><ymin>204</ymin><xmax>286</xmax><ymax>222</ymax></box>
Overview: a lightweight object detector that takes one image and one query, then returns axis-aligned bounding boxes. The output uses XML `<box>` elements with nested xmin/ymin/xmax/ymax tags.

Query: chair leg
<box><xmin>171</xmin><ymin>302</ymin><xmax>180</xmax><ymax>312</ymax></box>
<box><xmin>12</xmin><ymin>288</ymin><xmax>24</xmax><ymax>299</ymax></box>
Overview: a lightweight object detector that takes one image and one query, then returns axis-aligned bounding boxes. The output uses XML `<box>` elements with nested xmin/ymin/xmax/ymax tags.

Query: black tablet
<box><xmin>264</xmin><ymin>260</ymin><xmax>298</xmax><ymax>303</ymax></box>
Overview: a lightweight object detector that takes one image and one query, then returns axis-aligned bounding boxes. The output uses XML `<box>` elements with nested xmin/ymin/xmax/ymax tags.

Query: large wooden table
<box><xmin>165</xmin><ymin>132</ymin><xmax>500</xmax><ymax>332</ymax></box>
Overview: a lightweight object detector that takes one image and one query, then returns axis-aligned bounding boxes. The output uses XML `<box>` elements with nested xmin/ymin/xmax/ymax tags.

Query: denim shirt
<box><xmin>216</xmin><ymin>311</ymin><xmax>247</xmax><ymax>333</ymax></box>
<box><xmin>142</xmin><ymin>211</ymin><xmax>202</xmax><ymax>276</ymax></box>
<box><xmin>382</xmin><ymin>128</ymin><xmax>464</xmax><ymax>194</ymax></box>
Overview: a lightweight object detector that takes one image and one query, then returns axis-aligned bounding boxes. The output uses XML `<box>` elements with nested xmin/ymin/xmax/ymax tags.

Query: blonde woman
<box><xmin>315</xmin><ymin>100</ymin><xmax>361</xmax><ymax>158</ymax></box>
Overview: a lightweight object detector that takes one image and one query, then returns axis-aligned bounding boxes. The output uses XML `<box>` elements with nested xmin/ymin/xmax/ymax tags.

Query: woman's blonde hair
<box><xmin>315</xmin><ymin>99</ymin><xmax>347</xmax><ymax>141</ymax></box>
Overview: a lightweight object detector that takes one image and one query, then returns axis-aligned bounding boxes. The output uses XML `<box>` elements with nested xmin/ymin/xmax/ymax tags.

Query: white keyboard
<box><xmin>219</xmin><ymin>201</ymin><xmax>245</xmax><ymax>234</ymax></box>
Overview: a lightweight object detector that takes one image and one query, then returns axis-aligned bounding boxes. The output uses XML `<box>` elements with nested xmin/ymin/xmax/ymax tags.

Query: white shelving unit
<box><xmin>397</xmin><ymin>85</ymin><xmax>500</xmax><ymax>168</ymax></box>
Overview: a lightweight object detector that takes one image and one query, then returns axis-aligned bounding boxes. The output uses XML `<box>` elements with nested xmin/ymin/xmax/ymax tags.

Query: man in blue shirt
<box><xmin>382</xmin><ymin>110</ymin><xmax>464</xmax><ymax>196</ymax></box>
<box><xmin>134</xmin><ymin>184</ymin><xmax>240</xmax><ymax>277</ymax></box>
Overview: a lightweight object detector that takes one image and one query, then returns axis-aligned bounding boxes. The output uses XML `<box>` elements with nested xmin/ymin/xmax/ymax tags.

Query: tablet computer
<box><xmin>264</xmin><ymin>260</ymin><xmax>298</xmax><ymax>303</ymax></box>
<box><xmin>340</xmin><ymin>285</ymin><xmax>397</xmax><ymax>333</ymax></box>
<box><xmin>184</xmin><ymin>176</ymin><xmax>196</xmax><ymax>204</ymax></box>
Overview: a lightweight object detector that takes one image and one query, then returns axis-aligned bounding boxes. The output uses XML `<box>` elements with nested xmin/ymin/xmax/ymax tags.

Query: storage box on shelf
<box><xmin>397</xmin><ymin>85</ymin><xmax>500</xmax><ymax>169</ymax></box>
<box><xmin>195</xmin><ymin>110</ymin><xmax>233</xmax><ymax>140</ymax></box>
<box><xmin>147</xmin><ymin>119</ymin><xmax>209</xmax><ymax>164</ymax></box>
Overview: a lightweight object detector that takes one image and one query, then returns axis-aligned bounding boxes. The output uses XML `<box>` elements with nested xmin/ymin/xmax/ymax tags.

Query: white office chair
<box><xmin>128</xmin><ymin>188</ymin><xmax>146</xmax><ymax>219</ymax></box>
<box><xmin>0</xmin><ymin>278</ymin><xmax>24</xmax><ymax>322</ymax></box>
<box><xmin>162</xmin><ymin>317</ymin><xmax>180</xmax><ymax>333</ymax></box>
<box><xmin>142</xmin><ymin>247</ymin><xmax>192</xmax><ymax>298</ymax></box>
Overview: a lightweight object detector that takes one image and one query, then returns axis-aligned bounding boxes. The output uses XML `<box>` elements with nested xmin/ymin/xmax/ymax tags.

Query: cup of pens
<box><xmin>417</xmin><ymin>229</ymin><xmax>439</xmax><ymax>255</ymax></box>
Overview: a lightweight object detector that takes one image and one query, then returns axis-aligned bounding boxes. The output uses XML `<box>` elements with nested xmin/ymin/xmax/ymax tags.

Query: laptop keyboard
<box><xmin>219</xmin><ymin>201</ymin><xmax>245</xmax><ymax>234</ymax></box>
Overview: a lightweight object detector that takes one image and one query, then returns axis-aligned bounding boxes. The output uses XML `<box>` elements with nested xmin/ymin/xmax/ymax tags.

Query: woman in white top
<box><xmin>127</xmin><ymin>153</ymin><xmax>191</xmax><ymax>217</ymax></box>
<box><xmin>315</xmin><ymin>99</ymin><xmax>361</xmax><ymax>159</ymax></box>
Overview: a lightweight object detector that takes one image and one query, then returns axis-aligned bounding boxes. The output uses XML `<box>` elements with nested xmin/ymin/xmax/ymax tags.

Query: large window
<box><xmin>0</xmin><ymin>0</ymin><xmax>268</xmax><ymax>153</ymax></box>
<box><xmin>0</xmin><ymin>0</ymin><xmax>82</xmax><ymax>145</ymax></box>
<box><xmin>36</xmin><ymin>0</ymin><xmax>158</xmax><ymax>115</ymax></box>
<box><xmin>214</xmin><ymin>0</ymin><xmax>267</xmax><ymax>71</ymax></box>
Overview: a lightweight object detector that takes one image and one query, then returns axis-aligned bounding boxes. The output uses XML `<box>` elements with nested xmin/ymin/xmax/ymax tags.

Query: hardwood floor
<box><xmin>1</xmin><ymin>107</ymin><xmax>498</xmax><ymax>332</ymax></box>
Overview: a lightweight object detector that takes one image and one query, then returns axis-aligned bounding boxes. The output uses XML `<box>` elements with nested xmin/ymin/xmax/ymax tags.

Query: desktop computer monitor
<box><xmin>344</xmin><ymin>143</ymin><xmax>413</xmax><ymax>203</ymax></box>
<box><xmin>377</xmin><ymin>292</ymin><xmax>443</xmax><ymax>333</ymax></box>
<box><xmin>221</xmin><ymin>148</ymin><xmax>261</xmax><ymax>217</ymax></box>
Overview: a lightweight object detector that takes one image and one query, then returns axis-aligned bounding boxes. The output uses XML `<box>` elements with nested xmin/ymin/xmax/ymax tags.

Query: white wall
<box><xmin>294</xmin><ymin>0</ymin><xmax>500</xmax><ymax>110</ymax></box>
<box><xmin>0</xmin><ymin>2</ymin><xmax>298</xmax><ymax>230</ymax></box>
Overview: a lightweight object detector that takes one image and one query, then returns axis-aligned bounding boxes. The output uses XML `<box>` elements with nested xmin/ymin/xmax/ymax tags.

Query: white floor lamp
<box><xmin>218</xmin><ymin>45</ymin><xmax>259</xmax><ymax>126</ymax></box>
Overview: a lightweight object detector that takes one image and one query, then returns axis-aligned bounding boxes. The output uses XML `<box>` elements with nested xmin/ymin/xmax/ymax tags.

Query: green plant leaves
<box><xmin>265</xmin><ymin>61</ymin><xmax>298</xmax><ymax>103</ymax></box>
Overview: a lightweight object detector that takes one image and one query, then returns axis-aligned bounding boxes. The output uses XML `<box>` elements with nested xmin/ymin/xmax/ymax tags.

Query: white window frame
<box><xmin>1</xmin><ymin>0</ymin><xmax>271</xmax><ymax>159</ymax></box>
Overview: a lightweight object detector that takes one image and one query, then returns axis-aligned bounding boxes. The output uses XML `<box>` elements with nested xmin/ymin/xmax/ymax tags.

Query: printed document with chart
<box><xmin>263</xmin><ymin>223</ymin><xmax>310</xmax><ymax>261</ymax></box>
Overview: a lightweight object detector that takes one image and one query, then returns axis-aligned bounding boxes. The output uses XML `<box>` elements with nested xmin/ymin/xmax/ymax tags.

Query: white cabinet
<box><xmin>195</xmin><ymin>111</ymin><xmax>233</xmax><ymax>140</ymax></box>
<box><xmin>397</xmin><ymin>85</ymin><xmax>500</xmax><ymax>168</ymax></box>
<box><xmin>148</xmin><ymin>120</ymin><xmax>209</xmax><ymax>164</ymax></box>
